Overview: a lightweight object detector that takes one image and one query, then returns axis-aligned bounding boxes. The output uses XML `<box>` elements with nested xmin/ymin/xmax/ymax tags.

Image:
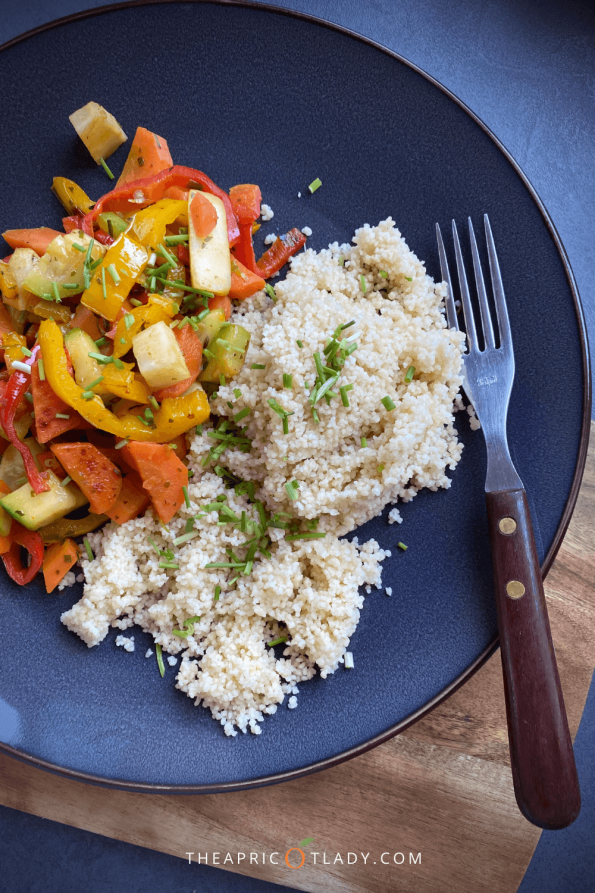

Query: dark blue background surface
<box><xmin>0</xmin><ymin>1</ymin><xmax>594</xmax><ymax>891</ymax></box>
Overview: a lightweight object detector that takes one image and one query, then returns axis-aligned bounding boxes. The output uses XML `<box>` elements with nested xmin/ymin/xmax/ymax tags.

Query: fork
<box><xmin>436</xmin><ymin>215</ymin><xmax>581</xmax><ymax>830</ymax></box>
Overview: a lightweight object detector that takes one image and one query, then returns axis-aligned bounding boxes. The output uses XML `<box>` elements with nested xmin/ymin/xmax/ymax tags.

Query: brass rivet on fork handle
<box><xmin>506</xmin><ymin>580</ymin><xmax>525</xmax><ymax>599</ymax></box>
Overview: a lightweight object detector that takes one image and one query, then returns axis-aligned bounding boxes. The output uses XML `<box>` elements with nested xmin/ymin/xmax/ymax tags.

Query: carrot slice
<box><xmin>104</xmin><ymin>472</ymin><xmax>151</xmax><ymax>524</ymax></box>
<box><xmin>229</xmin><ymin>184</ymin><xmax>262</xmax><ymax>225</ymax></box>
<box><xmin>31</xmin><ymin>359</ymin><xmax>86</xmax><ymax>443</ymax></box>
<box><xmin>116</xmin><ymin>127</ymin><xmax>173</xmax><ymax>188</ymax></box>
<box><xmin>50</xmin><ymin>442</ymin><xmax>122</xmax><ymax>514</ymax></box>
<box><xmin>2</xmin><ymin>227</ymin><xmax>62</xmax><ymax>256</ymax></box>
<box><xmin>229</xmin><ymin>257</ymin><xmax>265</xmax><ymax>301</ymax></box>
<box><xmin>43</xmin><ymin>538</ymin><xmax>79</xmax><ymax>593</ymax></box>
<box><xmin>189</xmin><ymin>191</ymin><xmax>218</xmax><ymax>239</ymax></box>
<box><xmin>122</xmin><ymin>441</ymin><xmax>188</xmax><ymax>523</ymax></box>
<box><xmin>152</xmin><ymin>325</ymin><xmax>203</xmax><ymax>401</ymax></box>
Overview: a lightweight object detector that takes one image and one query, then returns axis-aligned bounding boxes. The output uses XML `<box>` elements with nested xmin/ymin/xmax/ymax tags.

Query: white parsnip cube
<box><xmin>132</xmin><ymin>320</ymin><xmax>190</xmax><ymax>389</ymax></box>
<box><xmin>69</xmin><ymin>102</ymin><xmax>127</xmax><ymax>163</ymax></box>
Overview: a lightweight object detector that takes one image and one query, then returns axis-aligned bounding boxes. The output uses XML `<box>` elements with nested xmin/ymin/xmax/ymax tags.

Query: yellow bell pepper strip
<box><xmin>81</xmin><ymin>233</ymin><xmax>148</xmax><ymax>322</ymax></box>
<box><xmin>51</xmin><ymin>177</ymin><xmax>95</xmax><ymax>216</ymax></box>
<box><xmin>2</xmin><ymin>332</ymin><xmax>28</xmax><ymax>375</ymax></box>
<box><xmin>38</xmin><ymin>320</ymin><xmax>209</xmax><ymax>441</ymax></box>
<box><xmin>40</xmin><ymin>512</ymin><xmax>107</xmax><ymax>544</ymax></box>
<box><xmin>113</xmin><ymin>293</ymin><xmax>178</xmax><ymax>358</ymax></box>
<box><xmin>130</xmin><ymin>198</ymin><xmax>188</xmax><ymax>250</ymax></box>
<box><xmin>101</xmin><ymin>361</ymin><xmax>150</xmax><ymax>404</ymax></box>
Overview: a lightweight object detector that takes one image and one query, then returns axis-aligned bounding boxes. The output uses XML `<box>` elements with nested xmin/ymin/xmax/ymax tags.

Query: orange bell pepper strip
<box><xmin>50</xmin><ymin>442</ymin><xmax>123</xmax><ymax>514</ymax></box>
<box><xmin>229</xmin><ymin>184</ymin><xmax>262</xmax><ymax>224</ymax></box>
<box><xmin>84</xmin><ymin>166</ymin><xmax>240</xmax><ymax>246</ymax></box>
<box><xmin>2</xmin><ymin>227</ymin><xmax>63</xmax><ymax>256</ymax></box>
<box><xmin>228</xmin><ymin>257</ymin><xmax>265</xmax><ymax>301</ymax></box>
<box><xmin>0</xmin><ymin>535</ymin><xmax>11</xmax><ymax>555</ymax></box>
<box><xmin>123</xmin><ymin>441</ymin><xmax>188</xmax><ymax>524</ymax></box>
<box><xmin>43</xmin><ymin>538</ymin><xmax>80</xmax><ymax>593</ymax></box>
<box><xmin>116</xmin><ymin>127</ymin><xmax>173</xmax><ymax>188</ymax></box>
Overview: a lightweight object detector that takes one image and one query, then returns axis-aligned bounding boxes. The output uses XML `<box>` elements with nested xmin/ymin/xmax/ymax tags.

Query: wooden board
<box><xmin>1</xmin><ymin>422</ymin><xmax>593</xmax><ymax>893</ymax></box>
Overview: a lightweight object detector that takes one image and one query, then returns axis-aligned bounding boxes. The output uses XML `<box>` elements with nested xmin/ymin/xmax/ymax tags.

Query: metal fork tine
<box><xmin>452</xmin><ymin>219</ymin><xmax>477</xmax><ymax>351</ymax></box>
<box><xmin>468</xmin><ymin>217</ymin><xmax>496</xmax><ymax>350</ymax></box>
<box><xmin>484</xmin><ymin>214</ymin><xmax>512</xmax><ymax>349</ymax></box>
<box><xmin>435</xmin><ymin>223</ymin><xmax>458</xmax><ymax>330</ymax></box>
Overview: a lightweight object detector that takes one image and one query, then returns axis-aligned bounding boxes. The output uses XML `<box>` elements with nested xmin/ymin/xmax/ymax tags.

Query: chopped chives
<box><xmin>55</xmin><ymin>413</ymin><xmax>70</xmax><ymax>419</ymax></box>
<box><xmin>99</xmin><ymin>157</ymin><xmax>115</xmax><ymax>179</ymax></box>
<box><xmin>101</xmin><ymin>267</ymin><xmax>107</xmax><ymax>300</ymax></box>
<box><xmin>214</xmin><ymin>585</ymin><xmax>221</xmax><ymax>603</ymax></box>
<box><xmin>344</xmin><ymin>652</ymin><xmax>354</xmax><ymax>669</ymax></box>
<box><xmin>172</xmin><ymin>628</ymin><xmax>189</xmax><ymax>638</ymax></box>
<box><xmin>159</xmin><ymin>561</ymin><xmax>180</xmax><ymax>569</ymax></box>
<box><xmin>86</xmin><ymin>376</ymin><xmax>104</xmax><ymax>390</ymax></box>
<box><xmin>52</xmin><ymin>281</ymin><xmax>61</xmax><ymax>303</ymax></box>
<box><xmin>156</xmin><ymin>243</ymin><xmax>178</xmax><ymax>267</ymax></box>
<box><xmin>38</xmin><ymin>358</ymin><xmax>45</xmax><ymax>381</ymax></box>
<box><xmin>251</xmin><ymin>363</ymin><xmax>266</xmax><ymax>369</ymax></box>
<box><xmin>164</xmin><ymin>233</ymin><xmax>189</xmax><ymax>244</ymax></box>
<box><xmin>265</xmin><ymin>283</ymin><xmax>277</xmax><ymax>303</ymax></box>
<box><xmin>405</xmin><ymin>276</ymin><xmax>413</xmax><ymax>282</ymax></box>
<box><xmin>197</xmin><ymin>308</ymin><xmax>210</xmax><ymax>321</ymax></box>
<box><xmin>61</xmin><ymin>476</ymin><xmax>72</xmax><ymax>487</ymax></box>
<box><xmin>404</xmin><ymin>365</ymin><xmax>415</xmax><ymax>383</ymax></box>
<box><xmin>284</xmin><ymin>481</ymin><xmax>299</xmax><ymax>501</ymax></box>
<box><xmin>20</xmin><ymin>346</ymin><xmax>32</xmax><ymax>357</ymax></box>
<box><xmin>267</xmin><ymin>636</ymin><xmax>288</xmax><ymax>647</ymax></box>
<box><xmin>233</xmin><ymin>388</ymin><xmax>242</xmax><ymax>399</ymax></box>
<box><xmin>83</xmin><ymin>538</ymin><xmax>94</xmax><ymax>561</ymax></box>
<box><xmin>95</xmin><ymin>337</ymin><xmax>107</xmax><ymax>347</ymax></box>
<box><xmin>107</xmin><ymin>264</ymin><xmax>120</xmax><ymax>285</ymax></box>
<box><xmin>234</xmin><ymin>407</ymin><xmax>251</xmax><ymax>423</ymax></box>
<box><xmin>381</xmin><ymin>396</ymin><xmax>396</xmax><ymax>412</ymax></box>
<box><xmin>148</xmin><ymin>395</ymin><xmax>160</xmax><ymax>411</ymax></box>
<box><xmin>144</xmin><ymin>407</ymin><xmax>153</xmax><ymax>421</ymax></box>
<box><xmin>156</xmin><ymin>643</ymin><xmax>165</xmax><ymax>677</ymax></box>
<box><xmin>219</xmin><ymin>374</ymin><xmax>226</xmax><ymax>387</ymax></box>
<box><xmin>173</xmin><ymin>531</ymin><xmax>199</xmax><ymax>546</ymax></box>
<box><xmin>311</xmin><ymin>407</ymin><xmax>320</xmax><ymax>424</ymax></box>
<box><xmin>359</xmin><ymin>275</ymin><xmax>366</xmax><ymax>293</ymax></box>
<box><xmin>82</xmin><ymin>391</ymin><xmax>94</xmax><ymax>400</ymax></box>
<box><xmin>308</xmin><ymin>177</ymin><xmax>322</xmax><ymax>193</ymax></box>
<box><xmin>130</xmin><ymin>297</ymin><xmax>143</xmax><ymax>307</ymax></box>
<box><xmin>283</xmin><ymin>373</ymin><xmax>293</xmax><ymax>389</ymax></box>
<box><xmin>339</xmin><ymin>386</ymin><xmax>350</xmax><ymax>407</ymax></box>
<box><xmin>338</xmin><ymin>256</ymin><xmax>344</xmax><ymax>266</ymax></box>
<box><xmin>90</xmin><ymin>257</ymin><xmax>103</xmax><ymax>271</ymax></box>
<box><xmin>379</xmin><ymin>270</ymin><xmax>388</xmax><ymax>279</ymax></box>
<box><xmin>296</xmin><ymin>339</ymin><xmax>303</xmax><ymax>348</ymax></box>
<box><xmin>62</xmin><ymin>283</ymin><xmax>80</xmax><ymax>290</ymax></box>
<box><xmin>182</xmin><ymin>486</ymin><xmax>191</xmax><ymax>509</ymax></box>
<box><xmin>119</xmin><ymin>337</ymin><xmax>127</xmax><ymax>345</ymax></box>
<box><xmin>88</xmin><ymin>351</ymin><xmax>111</xmax><ymax>364</ymax></box>
<box><xmin>72</xmin><ymin>242</ymin><xmax>86</xmax><ymax>252</ymax></box>
<box><xmin>115</xmin><ymin>439</ymin><xmax>129</xmax><ymax>449</ymax></box>
<box><xmin>397</xmin><ymin>542</ymin><xmax>408</xmax><ymax>551</ymax></box>
<box><xmin>361</xmin><ymin>437</ymin><xmax>368</xmax><ymax>448</ymax></box>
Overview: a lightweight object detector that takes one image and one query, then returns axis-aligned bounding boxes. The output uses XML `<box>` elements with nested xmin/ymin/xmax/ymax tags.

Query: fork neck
<box><xmin>483</xmin><ymin>428</ymin><xmax>523</xmax><ymax>493</ymax></box>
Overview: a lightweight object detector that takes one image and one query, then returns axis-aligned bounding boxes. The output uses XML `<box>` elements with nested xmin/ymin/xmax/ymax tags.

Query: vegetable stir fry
<box><xmin>0</xmin><ymin>109</ymin><xmax>307</xmax><ymax>592</ymax></box>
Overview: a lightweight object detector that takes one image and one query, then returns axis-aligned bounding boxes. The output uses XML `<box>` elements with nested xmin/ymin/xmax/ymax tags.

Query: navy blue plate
<box><xmin>0</xmin><ymin>1</ymin><xmax>589</xmax><ymax>792</ymax></box>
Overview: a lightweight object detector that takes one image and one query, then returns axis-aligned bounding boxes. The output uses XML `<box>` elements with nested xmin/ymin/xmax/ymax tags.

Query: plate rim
<box><xmin>0</xmin><ymin>0</ymin><xmax>591</xmax><ymax>794</ymax></box>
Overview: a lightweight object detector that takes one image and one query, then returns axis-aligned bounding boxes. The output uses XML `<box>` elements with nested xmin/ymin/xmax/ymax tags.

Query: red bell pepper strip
<box><xmin>0</xmin><ymin>345</ymin><xmax>49</xmax><ymax>493</ymax></box>
<box><xmin>2</xmin><ymin>522</ymin><xmax>45</xmax><ymax>585</ymax></box>
<box><xmin>232</xmin><ymin>225</ymin><xmax>307</xmax><ymax>280</ymax></box>
<box><xmin>256</xmin><ymin>229</ymin><xmax>307</xmax><ymax>278</ymax></box>
<box><xmin>62</xmin><ymin>215</ymin><xmax>94</xmax><ymax>237</ymax></box>
<box><xmin>93</xmin><ymin>230</ymin><xmax>115</xmax><ymax>246</ymax></box>
<box><xmin>84</xmin><ymin>165</ymin><xmax>240</xmax><ymax>246</ymax></box>
<box><xmin>177</xmin><ymin>243</ymin><xmax>190</xmax><ymax>266</ymax></box>
<box><xmin>229</xmin><ymin>184</ymin><xmax>262</xmax><ymax>225</ymax></box>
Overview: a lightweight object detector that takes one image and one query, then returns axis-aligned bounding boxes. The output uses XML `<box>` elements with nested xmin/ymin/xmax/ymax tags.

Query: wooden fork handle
<box><xmin>486</xmin><ymin>488</ymin><xmax>581</xmax><ymax>829</ymax></box>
